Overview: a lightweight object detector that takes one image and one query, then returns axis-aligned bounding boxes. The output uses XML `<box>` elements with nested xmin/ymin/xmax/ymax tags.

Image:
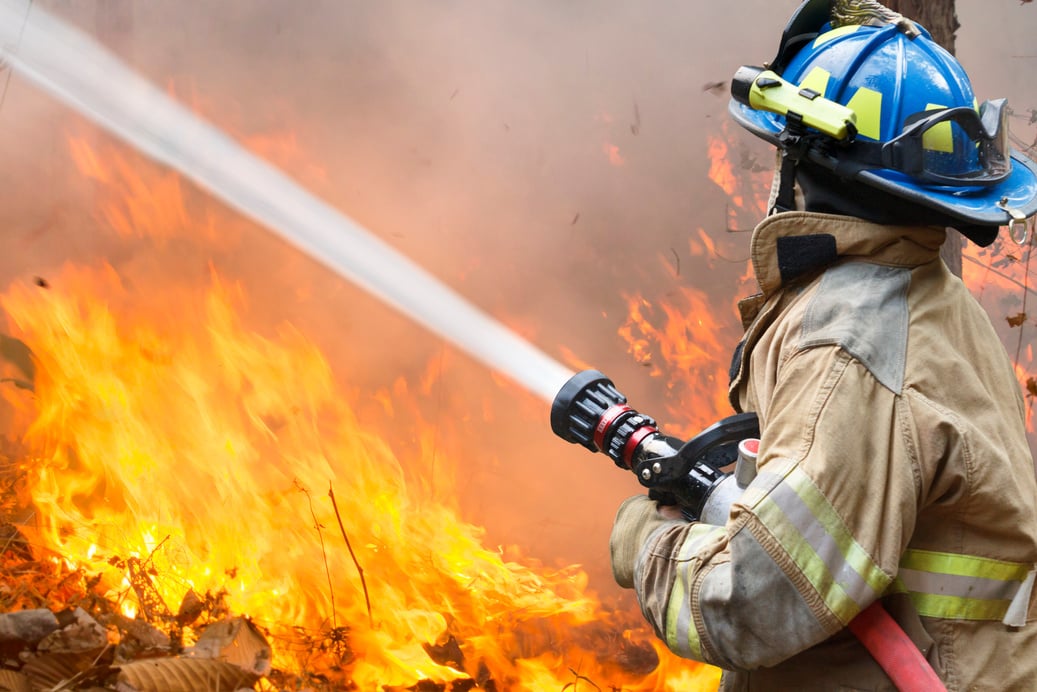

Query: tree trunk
<box><xmin>885</xmin><ymin>0</ymin><xmax>964</xmax><ymax>277</ymax></box>
<box><xmin>884</xmin><ymin>0</ymin><xmax>959</xmax><ymax>53</ymax></box>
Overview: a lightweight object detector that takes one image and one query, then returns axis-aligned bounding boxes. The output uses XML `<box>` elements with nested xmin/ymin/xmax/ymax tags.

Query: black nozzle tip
<box><xmin>550</xmin><ymin>369</ymin><xmax>611</xmax><ymax>438</ymax></box>
<box><xmin>550</xmin><ymin>369</ymin><xmax>628</xmax><ymax>452</ymax></box>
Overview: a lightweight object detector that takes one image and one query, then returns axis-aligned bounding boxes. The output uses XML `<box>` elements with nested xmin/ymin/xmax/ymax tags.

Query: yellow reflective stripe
<box><xmin>890</xmin><ymin>549</ymin><xmax>1033</xmax><ymax>621</ymax></box>
<box><xmin>901</xmin><ymin>548</ymin><xmax>1031</xmax><ymax>582</ymax></box>
<box><xmin>798</xmin><ymin>67</ymin><xmax>831</xmax><ymax>98</ymax></box>
<box><xmin>889</xmin><ymin>577</ymin><xmax>1013</xmax><ymax>621</ymax></box>
<box><xmin>908</xmin><ymin>593</ymin><xmax>1011</xmax><ymax>621</ymax></box>
<box><xmin>846</xmin><ymin>87</ymin><xmax>883</xmax><ymax>140</ymax></box>
<box><xmin>754</xmin><ymin>467</ymin><xmax>890</xmax><ymax>624</ymax></box>
<box><xmin>664</xmin><ymin>524</ymin><xmax>725</xmax><ymax>659</ymax></box>
<box><xmin>813</xmin><ymin>25</ymin><xmax>861</xmax><ymax>48</ymax></box>
<box><xmin>922</xmin><ymin>102</ymin><xmax>954</xmax><ymax>153</ymax></box>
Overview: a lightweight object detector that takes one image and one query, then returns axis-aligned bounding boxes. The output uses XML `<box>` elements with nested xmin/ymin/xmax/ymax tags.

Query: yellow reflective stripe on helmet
<box><xmin>813</xmin><ymin>24</ymin><xmax>861</xmax><ymax>48</ymax></box>
<box><xmin>798</xmin><ymin>67</ymin><xmax>832</xmax><ymax>98</ymax></box>
<box><xmin>922</xmin><ymin>102</ymin><xmax>955</xmax><ymax>153</ymax></box>
<box><xmin>664</xmin><ymin>523</ymin><xmax>726</xmax><ymax>659</ymax></box>
<box><xmin>889</xmin><ymin>548</ymin><xmax>1033</xmax><ymax>621</ymax></box>
<box><xmin>846</xmin><ymin>87</ymin><xmax>883</xmax><ymax>140</ymax></box>
<box><xmin>753</xmin><ymin>467</ymin><xmax>890</xmax><ymax>624</ymax></box>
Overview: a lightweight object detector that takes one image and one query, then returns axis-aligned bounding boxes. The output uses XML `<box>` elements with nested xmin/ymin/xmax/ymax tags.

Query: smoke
<box><xmin>1</xmin><ymin>0</ymin><xmax>1035</xmax><ymax>596</ymax></box>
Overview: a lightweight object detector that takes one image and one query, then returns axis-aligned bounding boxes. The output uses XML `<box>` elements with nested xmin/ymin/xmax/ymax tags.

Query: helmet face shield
<box><xmin>882</xmin><ymin>99</ymin><xmax>1011</xmax><ymax>186</ymax></box>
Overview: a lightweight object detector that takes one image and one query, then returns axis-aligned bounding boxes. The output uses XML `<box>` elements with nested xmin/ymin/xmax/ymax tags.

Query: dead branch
<box><xmin>329</xmin><ymin>483</ymin><xmax>373</xmax><ymax>629</ymax></box>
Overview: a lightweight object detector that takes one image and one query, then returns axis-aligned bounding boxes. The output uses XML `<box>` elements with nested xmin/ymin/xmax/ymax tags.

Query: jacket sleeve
<box><xmin>628</xmin><ymin>345</ymin><xmax>918</xmax><ymax>671</ymax></box>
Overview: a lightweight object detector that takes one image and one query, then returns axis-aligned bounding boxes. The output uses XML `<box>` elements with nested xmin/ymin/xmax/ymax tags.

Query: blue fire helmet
<box><xmin>729</xmin><ymin>1</ymin><xmax>1037</xmax><ymax>241</ymax></box>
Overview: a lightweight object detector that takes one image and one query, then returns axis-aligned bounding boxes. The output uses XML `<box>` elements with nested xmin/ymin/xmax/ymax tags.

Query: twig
<box><xmin>296</xmin><ymin>481</ymin><xmax>337</xmax><ymax>630</ymax></box>
<box><xmin>0</xmin><ymin>0</ymin><xmax>32</xmax><ymax>120</ymax></box>
<box><xmin>141</xmin><ymin>535</ymin><xmax>170</xmax><ymax>568</ymax></box>
<box><xmin>329</xmin><ymin>483</ymin><xmax>373</xmax><ymax>629</ymax></box>
<box><xmin>962</xmin><ymin>254</ymin><xmax>1037</xmax><ymax>299</ymax></box>
<box><xmin>1014</xmin><ymin>240</ymin><xmax>1035</xmax><ymax>369</ymax></box>
<box><xmin>561</xmin><ymin>667</ymin><xmax>602</xmax><ymax>691</ymax></box>
<box><xmin>49</xmin><ymin>642</ymin><xmax>114</xmax><ymax>691</ymax></box>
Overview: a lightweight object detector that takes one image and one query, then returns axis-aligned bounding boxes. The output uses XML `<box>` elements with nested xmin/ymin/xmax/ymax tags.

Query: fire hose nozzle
<box><xmin>550</xmin><ymin>369</ymin><xmax>760</xmax><ymax>521</ymax></box>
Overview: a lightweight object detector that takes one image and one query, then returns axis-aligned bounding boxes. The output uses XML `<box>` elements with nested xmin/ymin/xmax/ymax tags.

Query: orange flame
<box><xmin>617</xmin><ymin>275</ymin><xmax>739</xmax><ymax>440</ymax></box>
<box><xmin>706</xmin><ymin>136</ymin><xmax>740</xmax><ymax>205</ymax></box>
<box><xmin>1</xmin><ymin>134</ymin><xmax>723</xmax><ymax>690</ymax></box>
<box><xmin>963</xmin><ymin>238</ymin><xmax>1037</xmax><ymax>439</ymax></box>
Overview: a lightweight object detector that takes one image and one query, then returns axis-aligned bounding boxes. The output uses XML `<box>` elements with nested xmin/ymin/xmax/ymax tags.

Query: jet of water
<box><xmin>0</xmin><ymin>0</ymin><xmax>574</xmax><ymax>403</ymax></box>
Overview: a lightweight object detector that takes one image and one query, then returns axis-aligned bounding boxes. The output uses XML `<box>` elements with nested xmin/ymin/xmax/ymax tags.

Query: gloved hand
<box><xmin>609</xmin><ymin>495</ymin><xmax>682</xmax><ymax>588</ymax></box>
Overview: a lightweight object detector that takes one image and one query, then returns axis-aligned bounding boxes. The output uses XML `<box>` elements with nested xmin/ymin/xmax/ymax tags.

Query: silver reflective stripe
<box><xmin>768</xmin><ymin>481</ymin><xmax>881</xmax><ymax>610</ymax></box>
<box><xmin>753</xmin><ymin>466</ymin><xmax>889</xmax><ymax>623</ymax></box>
<box><xmin>1005</xmin><ymin>569</ymin><xmax>1036</xmax><ymax>627</ymax></box>
<box><xmin>663</xmin><ymin>523</ymin><xmax>726</xmax><ymax>659</ymax></box>
<box><xmin>892</xmin><ymin>548</ymin><xmax>1035</xmax><ymax>621</ymax></box>
<box><xmin>899</xmin><ymin>567</ymin><xmax>1020</xmax><ymax>602</ymax></box>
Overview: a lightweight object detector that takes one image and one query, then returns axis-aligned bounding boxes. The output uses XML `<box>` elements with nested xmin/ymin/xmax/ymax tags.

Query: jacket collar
<box><xmin>749</xmin><ymin>211</ymin><xmax>947</xmax><ymax>299</ymax></box>
<box><xmin>730</xmin><ymin>212</ymin><xmax>946</xmax><ymax>410</ymax></box>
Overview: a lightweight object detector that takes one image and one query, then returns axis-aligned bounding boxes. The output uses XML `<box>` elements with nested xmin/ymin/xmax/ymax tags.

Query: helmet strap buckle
<box><xmin>771</xmin><ymin>119</ymin><xmax>811</xmax><ymax>214</ymax></box>
<box><xmin>1000</xmin><ymin>202</ymin><xmax>1033</xmax><ymax>246</ymax></box>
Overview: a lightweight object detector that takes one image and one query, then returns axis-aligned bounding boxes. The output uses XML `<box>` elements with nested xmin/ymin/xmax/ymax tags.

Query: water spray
<box><xmin>0</xmin><ymin>0</ymin><xmax>572</xmax><ymax>403</ymax></box>
<box><xmin>0</xmin><ymin>0</ymin><xmax>757</xmax><ymax>521</ymax></box>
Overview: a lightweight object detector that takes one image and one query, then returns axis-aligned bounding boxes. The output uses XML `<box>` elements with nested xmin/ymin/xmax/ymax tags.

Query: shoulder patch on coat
<box><xmin>800</xmin><ymin>262</ymin><xmax>910</xmax><ymax>394</ymax></box>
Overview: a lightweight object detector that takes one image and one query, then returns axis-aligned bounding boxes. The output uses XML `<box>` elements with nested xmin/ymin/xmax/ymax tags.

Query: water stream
<box><xmin>0</xmin><ymin>0</ymin><xmax>574</xmax><ymax>403</ymax></box>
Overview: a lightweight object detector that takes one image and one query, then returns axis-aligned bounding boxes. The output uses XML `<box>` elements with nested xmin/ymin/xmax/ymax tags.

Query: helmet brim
<box><xmin>728</xmin><ymin>99</ymin><xmax>1037</xmax><ymax>230</ymax></box>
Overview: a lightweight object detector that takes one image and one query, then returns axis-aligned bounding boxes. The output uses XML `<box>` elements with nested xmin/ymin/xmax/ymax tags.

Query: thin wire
<box><xmin>1013</xmin><ymin>236</ymin><xmax>1034</xmax><ymax>370</ymax></box>
<box><xmin>0</xmin><ymin>0</ymin><xmax>32</xmax><ymax>118</ymax></box>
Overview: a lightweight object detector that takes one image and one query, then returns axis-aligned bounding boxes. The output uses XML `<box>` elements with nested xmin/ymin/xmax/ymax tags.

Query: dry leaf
<box><xmin>20</xmin><ymin>650</ymin><xmax>107</xmax><ymax>690</ymax></box>
<box><xmin>187</xmin><ymin>617</ymin><xmax>271</xmax><ymax>676</ymax></box>
<box><xmin>1007</xmin><ymin>313</ymin><xmax>1028</xmax><ymax>328</ymax></box>
<box><xmin>1027</xmin><ymin>377</ymin><xmax>1037</xmax><ymax>399</ymax></box>
<box><xmin>0</xmin><ymin>668</ymin><xmax>31</xmax><ymax>692</ymax></box>
<box><xmin>115</xmin><ymin>657</ymin><xmax>258</xmax><ymax>692</ymax></box>
<box><xmin>37</xmin><ymin>608</ymin><xmax>107</xmax><ymax>654</ymax></box>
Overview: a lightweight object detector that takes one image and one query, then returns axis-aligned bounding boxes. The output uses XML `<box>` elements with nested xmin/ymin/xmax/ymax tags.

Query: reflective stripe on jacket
<box><xmin>630</xmin><ymin>212</ymin><xmax>1037</xmax><ymax>691</ymax></box>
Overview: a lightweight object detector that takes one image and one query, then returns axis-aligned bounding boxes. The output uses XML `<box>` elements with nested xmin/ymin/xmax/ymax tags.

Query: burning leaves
<box><xmin>0</xmin><ymin>334</ymin><xmax>33</xmax><ymax>392</ymax></box>
<box><xmin>0</xmin><ymin>522</ymin><xmax>271</xmax><ymax>691</ymax></box>
<box><xmin>0</xmin><ymin>262</ymin><xmax>721</xmax><ymax>689</ymax></box>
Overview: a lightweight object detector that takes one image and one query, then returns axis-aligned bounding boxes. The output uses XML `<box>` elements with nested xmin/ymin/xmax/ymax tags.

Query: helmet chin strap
<box><xmin>769</xmin><ymin>149</ymin><xmax>804</xmax><ymax>215</ymax></box>
<box><xmin>766</xmin><ymin>151</ymin><xmax>785</xmax><ymax>215</ymax></box>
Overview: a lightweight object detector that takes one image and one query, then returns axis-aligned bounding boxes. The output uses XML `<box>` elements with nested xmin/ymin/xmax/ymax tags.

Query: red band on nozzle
<box><xmin>594</xmin><ymin>404</ymin><xmax>632</xmax><ymax>452</ymax></box>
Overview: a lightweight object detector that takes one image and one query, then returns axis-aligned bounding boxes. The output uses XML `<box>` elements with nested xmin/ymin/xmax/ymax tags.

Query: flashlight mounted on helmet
<box><xmin>728</xmin><ymin>0</ymin><xmax>1037</xmax><ymax>238</ymax></box>
<box><xmin>731</xmin><ymin>66</ymin><xmax>858</xmax><ymax>144</ymax></box>
<box><xmin>550</xmin><ymin>369</ymin><xmax>759</xmax><ymax>523</ymax></box>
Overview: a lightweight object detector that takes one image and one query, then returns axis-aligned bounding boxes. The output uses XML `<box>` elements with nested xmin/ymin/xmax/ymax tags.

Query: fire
<box><xmin>963</xmin><ymin>237</ymin><xmax>1037</xmax><ymax>439</ymax></box>
<box><xmin>617</xmin><ymin>257</ymin><xmax>742</xmax><ymax>440</ymax></box>
<box><xmin>706</xmin><ymin>136</ymin><xmax>740</xmax><ymax>204</ymax></box>
<box><xmin>0</xmin><ymin>135</ymin><xmax>724</xmax><ymax>690</ymax></box>
<box><xmin>707</xmin><ymin>121</ymin><xmax>773</xmax><ymax>233</ymax></box>
<box><xmin>605</xmin><ymin>142</ymin><xmax>626</xmax><ymax>167</ymax></box>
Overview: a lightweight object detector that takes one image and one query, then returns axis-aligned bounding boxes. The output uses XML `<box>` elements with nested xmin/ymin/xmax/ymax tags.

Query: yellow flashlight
<box><xmin>732</xmin><ymin>66</ymin><xmax>858</xmax><ymax>142</ymax></box>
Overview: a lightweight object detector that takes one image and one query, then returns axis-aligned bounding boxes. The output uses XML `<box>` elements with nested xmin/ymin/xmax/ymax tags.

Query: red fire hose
<box><xmin>848</xmin><ymin>602</ymin><xmax>947</xmax><ymax>692</ymax></box>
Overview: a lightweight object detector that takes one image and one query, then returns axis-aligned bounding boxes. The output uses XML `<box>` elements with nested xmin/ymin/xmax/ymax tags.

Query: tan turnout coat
<box><xmin>624</xmin><ymin>212</ymin><xmax>1037</xmax><ymax>690</ymax></box>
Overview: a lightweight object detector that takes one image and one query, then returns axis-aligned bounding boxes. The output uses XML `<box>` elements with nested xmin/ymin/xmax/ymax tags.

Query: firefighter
<box><xmin>608</xmin><ymin>0</ymin><xmax>1037</xmax><ymax>689</ymax></box>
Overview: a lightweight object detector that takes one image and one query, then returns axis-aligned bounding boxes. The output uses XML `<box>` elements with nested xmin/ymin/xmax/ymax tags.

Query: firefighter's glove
<box><xmin>609</xmin><ymin>495</ymin><xmax>678</xmax><ymax>589</ymax></box>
